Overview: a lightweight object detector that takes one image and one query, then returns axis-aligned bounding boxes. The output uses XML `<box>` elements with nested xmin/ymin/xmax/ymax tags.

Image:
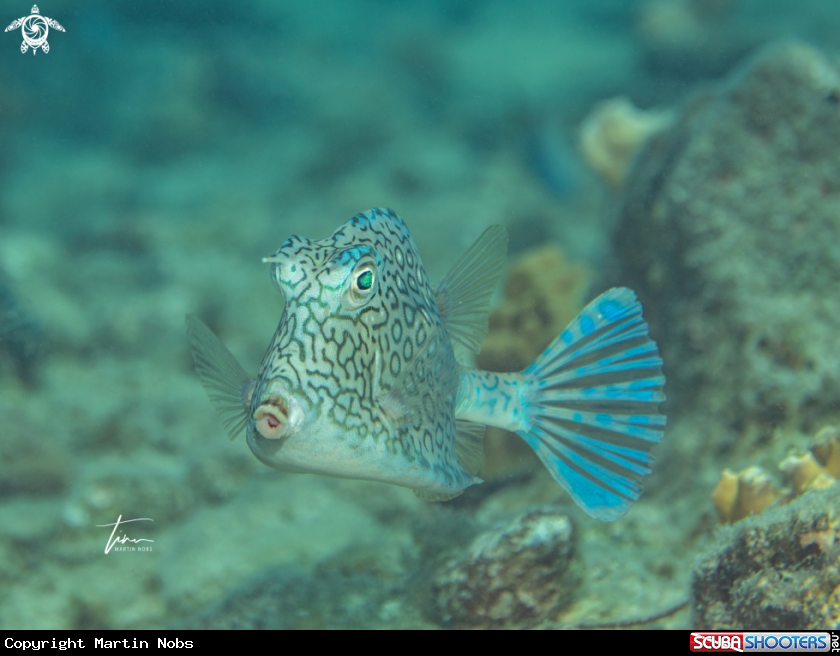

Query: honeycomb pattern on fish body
<box><xmin>253</xmin><ymin>208</ymin><xmax>467</xmax><ymax>488</ymax></box>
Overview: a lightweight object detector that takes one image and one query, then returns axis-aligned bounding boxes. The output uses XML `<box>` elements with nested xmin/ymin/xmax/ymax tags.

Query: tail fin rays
<box><xmin>517</xmin><ymin>288</ymin><xmax>666</xmax><ymax>521</ymax></box>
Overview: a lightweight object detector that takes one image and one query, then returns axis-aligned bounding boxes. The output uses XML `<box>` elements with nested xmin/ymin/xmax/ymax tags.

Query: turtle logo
<box><xmin>5</xmin><ymin>5</ymin><xmax>64</xmax><ymax>55</ymax></box>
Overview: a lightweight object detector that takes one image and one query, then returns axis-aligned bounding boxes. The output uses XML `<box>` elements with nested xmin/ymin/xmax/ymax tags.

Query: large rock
<box><xmin>617</xmin><ymin>43</ymin><xmax>840</xmax><ymax>453</ymax></box>
<box><xmin>692</xmin><ymin>485</ymin><xmax>840</xmax><ymax>629</ymax></box>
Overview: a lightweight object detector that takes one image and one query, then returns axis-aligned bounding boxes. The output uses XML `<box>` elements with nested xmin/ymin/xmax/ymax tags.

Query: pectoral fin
<box><xmin>186</xmin><ymin>315</ymin><xmax>256</xmax><ymax>440</ymax></box>
<box><xmin>378</xmin><ymin>333</ymin><xmax>459</xmax><ymax>429</ymax></box>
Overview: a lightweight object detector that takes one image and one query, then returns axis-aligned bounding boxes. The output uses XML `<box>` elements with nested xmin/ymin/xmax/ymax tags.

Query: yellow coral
<box><xmin>579</xmin><ymin>96</ymin><xmax>673</xmax><ymax>188</ymax></box>
<box><xmin>779</xmin><ymin>452</ymin><xmax>836</xmax><ymax>496</ymax></box>
<box><xmin>477</xmin><ymin>245</ymin><xmax>589</xmax><ymax>373</ymax></box>
<box><xmin>711</xmin><ymin>469</ymin><xmax>739</xmax><ymax>522</ymax></box>
<box><xmin>810</xmin><ymin>425</ymin><xmax>840</xmax><ymax>478</ymax></box>
<box><xmin>712</xmin><ymin>466</ymin><xmax>785</xmax><ymax>524</ymax></box>
<box><xmin>713</xmin><ymin>424</ymin><xmax>840</xmax><ymax>524</ymax></box>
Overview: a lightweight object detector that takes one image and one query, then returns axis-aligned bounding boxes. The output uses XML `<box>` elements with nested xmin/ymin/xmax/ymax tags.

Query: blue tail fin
<box><xmin>518</xmin><ymin>287</ymin><xmax>666</xmax><ymax>521</ymax></box>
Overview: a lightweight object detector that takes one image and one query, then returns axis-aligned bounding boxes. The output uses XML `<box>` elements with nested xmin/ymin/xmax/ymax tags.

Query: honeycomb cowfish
<box><xmin>187</xmin><ymin>208</ymin><xmax>666</xmax><ymax>521</ymax></box>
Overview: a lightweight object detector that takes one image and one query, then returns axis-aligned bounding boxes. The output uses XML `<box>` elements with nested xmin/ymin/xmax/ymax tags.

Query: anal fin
<box><xmin>455</xmin><ymin>419</ymin><xmax>485</xmax><ymax>477</ymax></box>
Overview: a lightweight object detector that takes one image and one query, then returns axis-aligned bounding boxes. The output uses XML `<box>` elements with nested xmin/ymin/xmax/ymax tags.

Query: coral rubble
<box><xmin>0</xmin><ymin>427</ymin><xmax>70</xmax><ymax>497</ymax></box>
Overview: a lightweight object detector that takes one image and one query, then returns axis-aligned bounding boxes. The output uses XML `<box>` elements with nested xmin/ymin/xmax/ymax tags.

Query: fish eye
<box><xmin>348</xmin><ymin>260</ymin><xmax>377</xmax><ymax>306</ymax></box>
<box><xmin>356</xmin><ymin>270</ymin><xmax>373</xmax><ymax>291</ymax></box>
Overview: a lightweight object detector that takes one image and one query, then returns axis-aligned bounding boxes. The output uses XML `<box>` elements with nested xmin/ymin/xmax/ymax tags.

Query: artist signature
<box><xmin>96</xmin><ymin>515</ymin><xmax>154</xmax><ymax>554</ymax></box>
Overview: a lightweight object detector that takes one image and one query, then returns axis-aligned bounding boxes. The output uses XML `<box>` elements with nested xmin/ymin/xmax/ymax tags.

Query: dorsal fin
<box><xmin>186</xmin><ymin>315</ymin><xmax>256</xmax><ymax>441</ymax></box>
<box><xmin>435</xmin><ymin>225</ymin><xmax>508</xmax><ymax>355</ymax></box>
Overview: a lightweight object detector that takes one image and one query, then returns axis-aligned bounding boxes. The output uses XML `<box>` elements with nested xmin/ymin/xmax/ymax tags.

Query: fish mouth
<box><xmin>246</xmin><ymin>394</ymin><xmax>311</xmax><ymax>473</ymax></box>
<box><xmin>254</xmin><ymin>396</ymin><xmax>290</xmax><ymax>440</ymax></box>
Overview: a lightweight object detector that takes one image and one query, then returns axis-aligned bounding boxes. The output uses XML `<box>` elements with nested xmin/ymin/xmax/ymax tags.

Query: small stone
<box><xmin>433</xmin><ymin>509</ymin><xmax>580</xmax><ymax>628</ymax></box>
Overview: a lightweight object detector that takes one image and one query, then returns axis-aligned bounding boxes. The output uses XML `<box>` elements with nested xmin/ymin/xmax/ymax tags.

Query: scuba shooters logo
<box><xmin>690</xmin><ymin>632</ymin><xmax>834</xmax><ymax>652</ymax></box>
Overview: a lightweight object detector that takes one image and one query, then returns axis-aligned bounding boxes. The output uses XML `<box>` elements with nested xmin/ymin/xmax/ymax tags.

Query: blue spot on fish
<box><xmin>338</xmin><ymin>245</ymin><xmax>374</xmax><ymax>265</ymax></box>
<box><xmin>598</xmin><ymin>298</ymin><xmax>624</xmax><ymax>321</ymax></box>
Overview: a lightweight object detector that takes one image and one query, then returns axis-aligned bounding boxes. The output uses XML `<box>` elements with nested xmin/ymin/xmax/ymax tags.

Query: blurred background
<box><xmin>2</xmin><ymin>0</ymin><xmax>840</xmax><ymax>630</ymax></box>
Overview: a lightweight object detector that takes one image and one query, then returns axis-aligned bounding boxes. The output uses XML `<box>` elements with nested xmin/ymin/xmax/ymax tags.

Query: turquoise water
<box><xmin>2</xmin><ymin>0</ymin><xmax>840</xmax><ymax>630</ymax></box>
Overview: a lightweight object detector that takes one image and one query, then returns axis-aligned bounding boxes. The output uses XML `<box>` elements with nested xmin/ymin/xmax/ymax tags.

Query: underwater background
<box><xmin>2</xmin><ymin>0</ymin><xmax>840</xmax><ymax>630</ymax></box>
